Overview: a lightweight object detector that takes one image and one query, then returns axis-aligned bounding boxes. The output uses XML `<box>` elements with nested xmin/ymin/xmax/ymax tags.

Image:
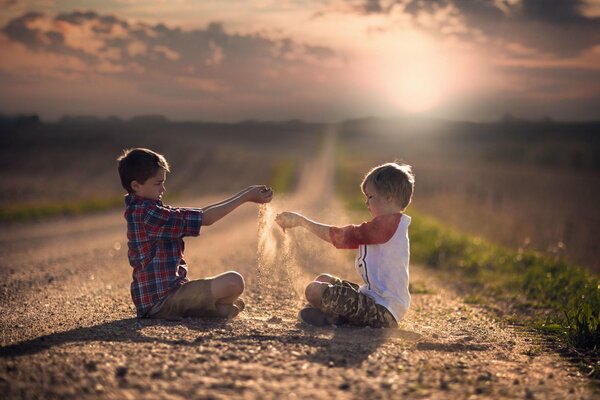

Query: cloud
<box><xmin>0</xmin><ymin>10</ymin><xmax>339</xmax><ymax>99</ymax></box>
<box><xmin>0</xmin><ymin>0</ymin><xmax>20</xmax><ymax>7</ymax></box>
<box><xmin>1</xmin><ymin>3</ymin><xmax>597</xmax><ymax>121</ymax></box>
<box><xmin>341</xmin><ymin>0</ymin><xmax>600</xmax><ymax>56</ymax></box>
<box><xmin>2</xmin><ymin>11</ymin><xmax>46</xmax><ymax>49</ymax></box>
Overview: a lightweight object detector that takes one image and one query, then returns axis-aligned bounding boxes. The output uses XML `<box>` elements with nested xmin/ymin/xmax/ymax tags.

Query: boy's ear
<box><xmin>131</xmin><ymin>180</ymin><xmax>141</xmax><ymax>192</ymax></box>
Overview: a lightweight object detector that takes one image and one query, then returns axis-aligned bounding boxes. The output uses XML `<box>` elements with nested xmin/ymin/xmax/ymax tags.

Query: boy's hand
<box><xmin>275</xmin><ymin>211</ymin><xmax>304</xmax><ymax>231</ymax></box>
<box><xmin>244</xmin><ymin>185</ymin><xmax>273</xmax><ymax>204</ymax></box>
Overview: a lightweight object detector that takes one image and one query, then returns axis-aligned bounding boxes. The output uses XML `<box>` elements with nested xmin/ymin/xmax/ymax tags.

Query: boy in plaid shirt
<box><xmin>117</xmin><ymin>148</ymin><xmax>272</xmax><ymax>319</ymax></box>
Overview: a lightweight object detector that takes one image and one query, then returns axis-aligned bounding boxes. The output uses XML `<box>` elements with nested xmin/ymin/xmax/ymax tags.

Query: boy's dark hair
<box><xmin>117</xmin><ymin>148</ymin><xmax>170</xmax><ymax>193</ymax></box>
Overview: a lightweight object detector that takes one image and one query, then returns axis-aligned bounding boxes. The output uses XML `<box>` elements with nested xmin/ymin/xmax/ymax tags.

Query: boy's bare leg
<box><xmin>210</xmin><ymin>271</ymin><xmax>245</xmax><ymax>318</ymax></box>
<box><xmin>313</xmin><ymin>274</ymin><xmax>337</xmax><ymax>284</ymax></box>
<box><xmin>210</xmin><ymin>271</ymin><xmax>244</xmax><ymax>303</ymax></box>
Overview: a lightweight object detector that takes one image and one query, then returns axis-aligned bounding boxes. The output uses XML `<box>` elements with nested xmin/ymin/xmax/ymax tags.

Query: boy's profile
<box><xmin>276</xmin><ymin>162</ymin><xmax>414</xmax><ymax>328</ymax></box>
<box><xmin>117</xmin><ymin>148</ymin><xmax>272</xmax><ymax>319</ymax></box>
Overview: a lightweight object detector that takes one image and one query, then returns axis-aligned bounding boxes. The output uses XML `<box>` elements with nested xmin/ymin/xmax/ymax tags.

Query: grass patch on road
<box><xmin>269</xmin><ymin>158</ymin><xmax>298</xmax><ymax>193</ymax></box>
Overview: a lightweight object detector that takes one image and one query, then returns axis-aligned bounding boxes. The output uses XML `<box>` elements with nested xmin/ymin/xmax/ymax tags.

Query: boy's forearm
<box><xmin>299</xmin><ymin>217</ymin><xmax>332</xmax><ymax>243</ymax></box>
<box><xmin>201</xmin><ymin>185</ymin><xmax>272</xmax><ymax>226</ymax></box>
<box><xmin>202</xmin><ymin>194</ymin><xmax>248</xmax><ymax>226</ymax></box>
<box><xmin>203</xmin><ymin>187</ymin><xmax>251</xmax><ymax>210</ymax></box>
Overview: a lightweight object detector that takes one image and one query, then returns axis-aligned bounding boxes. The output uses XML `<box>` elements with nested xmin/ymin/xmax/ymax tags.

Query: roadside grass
<box><xmin>269</xmin><ymin>158</ymin><xmax>298</xmax><ymax>194</ymax></box>
<box><xmin>0</xmin><ymin>157</ymin><xmax>298</xmax><ymax>223</ymax></box>
<box><xmin>0</xmin><ymin>197</ymin><xmax>125</xmax><ymax>222</ymax></box>
<box><xmin>336</xmin><ymin>158</ymin><xmax>599</xmax><ymax>377</ymax></box>
<box><xmin>409</xmin><ymin>282</ymin><xmax>436</xmax><ymax>295</ymax></box>
<box><xmin>0</xmin><ymin>192</ymin><xmax>183</xmax><ymax>222</ymax></box>
<box><xmin>407</xmin><ymin>209</ymin><xmax>600</xmax><ymax>350</ymax></box>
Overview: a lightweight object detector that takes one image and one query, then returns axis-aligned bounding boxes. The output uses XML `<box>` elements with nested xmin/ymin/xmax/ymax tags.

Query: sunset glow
<box><xmin>0</xmin><ymin>0</ymin><xmax>598</xmax><ymax>121</ymax></box>
<box><xmin>373</xmin><ymin>32</ymin><xmax>449</xmax><ymax>113</ymax></box>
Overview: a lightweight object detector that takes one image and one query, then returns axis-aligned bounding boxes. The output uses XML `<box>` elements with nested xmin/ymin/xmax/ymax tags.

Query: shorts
<box><xmin>320</xmin><ymin>276</ymin><xmax>398</xmax><ymax>328</ymax></box>
<box><xmin>147</xmin><ymin>278</ymin><xmax>215</xmax><ymax>319</ymax></box>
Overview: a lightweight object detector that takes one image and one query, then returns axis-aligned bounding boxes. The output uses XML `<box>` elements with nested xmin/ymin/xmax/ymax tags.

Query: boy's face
<box><xmin>131</xmin><ymin>168</ymin><xmax>166</xmax><ymax>201</ymax></box>
<box><xmin>364</xmin><ymin>181</ymin><xmax>395</xmax><ymax>218</ymax></box>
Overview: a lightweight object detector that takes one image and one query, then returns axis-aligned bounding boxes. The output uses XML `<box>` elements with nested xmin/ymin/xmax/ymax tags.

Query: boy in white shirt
<box><xmin>276</xmin><ymin>162</ymin><xmax>414</xmax><ymax>328</ymax></box>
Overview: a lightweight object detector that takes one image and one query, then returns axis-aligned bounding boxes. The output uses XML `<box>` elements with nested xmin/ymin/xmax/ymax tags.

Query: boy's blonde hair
<box><xmin>361</xmin><ymin>162</ymin><xmax>415</xmax><ymax>210</ymax></box>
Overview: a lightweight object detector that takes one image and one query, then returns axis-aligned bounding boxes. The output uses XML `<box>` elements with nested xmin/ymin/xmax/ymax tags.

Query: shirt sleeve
<box><xmin>143</xmin><ymin>203</ymin><xmax>203</xmax><ymax>239</ymax></box>
<box><xmin>329</xmin><ymin>213</ymin><xmax>401</xmax><ymax>249</ymax></box>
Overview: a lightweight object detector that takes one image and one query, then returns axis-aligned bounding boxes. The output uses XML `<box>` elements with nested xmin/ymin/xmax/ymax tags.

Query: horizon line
<box><xmin>2</xmin><ymin>112</ymin><xmax>599</xmax><ymax>126</ymax></box>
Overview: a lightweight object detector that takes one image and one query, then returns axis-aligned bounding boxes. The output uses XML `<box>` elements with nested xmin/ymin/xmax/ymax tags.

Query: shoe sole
<box><xmin>299</xmin><ymin>308</ymin><xmax>336</xmax><ymax>327</ymax></box>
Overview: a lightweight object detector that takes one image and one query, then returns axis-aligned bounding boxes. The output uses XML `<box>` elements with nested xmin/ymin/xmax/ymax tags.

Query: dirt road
<box><xmin>0</xmin><ymin>129</ymin><xmax>595</xmax><ymax>399</ymax></box>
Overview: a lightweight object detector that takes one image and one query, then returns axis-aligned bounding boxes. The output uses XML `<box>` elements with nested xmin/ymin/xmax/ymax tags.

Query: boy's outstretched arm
<box><xmin>275</xmin><ymin>212</ymin><xmax>332</xmax><ymax>243</ymax></box>
<box><xmin>202</xmin><ymin>185</ymin><xmax>273</xmax><ymax>226</ymax></box>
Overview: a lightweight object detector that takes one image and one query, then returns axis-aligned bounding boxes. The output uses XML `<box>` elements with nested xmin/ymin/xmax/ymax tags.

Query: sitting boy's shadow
<box><xmin>298</xmin><ymin>324</ymin><xmax>422</xmax><ymax>367</ymax></box>
<box><xmin>0</xmin><ymin>318</ymin><xmax>228</xmax><ymax>358</ymax></box>
<box><xmin>0</xmin><ymin>318</ymin><xmax>422</xmax><ymax>368</ymax></box>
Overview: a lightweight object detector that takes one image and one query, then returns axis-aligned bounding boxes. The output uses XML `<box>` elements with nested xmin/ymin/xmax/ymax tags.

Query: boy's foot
<box><xmin>233</xmin><ymin>298</ymin><xmax>245</xmax><ymax>312</ymax></box>
<box><xmin>299</xmin><ymin>307</ymin><xmax>339</xmax><ymax>327</ymax></box>
<box><xmin>214</xmin><ymin>304</ymin><xmax>240</xmax><ymax>319</ymax></box>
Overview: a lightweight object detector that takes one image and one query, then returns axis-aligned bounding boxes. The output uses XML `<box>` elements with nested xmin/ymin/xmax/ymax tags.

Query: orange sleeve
<box><xmin>329</xmin><ymin>213</ymin><xmax>401</xmax><ymax>249</ymax></box>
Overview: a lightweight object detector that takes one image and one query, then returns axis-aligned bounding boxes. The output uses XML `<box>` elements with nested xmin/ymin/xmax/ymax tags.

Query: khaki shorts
<box><xmin>147</xmin><ymin>279</ymin><xmax>215</xmax><ymax>319</ymax></box>
<box><xmin>320</xmin><ymin>276</ymin><xmax>398</xmax><ymax>328</ymax></box>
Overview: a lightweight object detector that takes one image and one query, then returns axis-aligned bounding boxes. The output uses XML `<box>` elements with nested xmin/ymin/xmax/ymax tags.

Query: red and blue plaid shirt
<box><xmin>124</xmin><ymin>194</ymin><xmax>203</xmax><ymax>317</ymax></box>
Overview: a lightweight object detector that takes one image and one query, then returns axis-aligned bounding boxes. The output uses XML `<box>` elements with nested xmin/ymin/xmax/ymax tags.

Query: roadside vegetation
<box><xmin>269</xmin><ymin>159</ymin><xmax>298</xmax><ymax>194</ymax></box>
<box><xmin>0</xmin><ymin>118</ymin><xmax>321</xmax><ymax>223</ymax></box>
<box><xmin>0</xmin><ymin>155</ymin><xmax>300</xmax><ymax>223</ymax></box>
<box><xmin>0</xmin><ymin>197</ymin><xmax>124</xmax><ymax>222</ymax></box>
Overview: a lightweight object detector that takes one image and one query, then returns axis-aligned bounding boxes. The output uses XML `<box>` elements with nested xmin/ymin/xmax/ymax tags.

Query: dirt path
<box><xmin>0</xmin><ymin>127</ymin><xmax>596</xmax><ymax>399</ymax></box>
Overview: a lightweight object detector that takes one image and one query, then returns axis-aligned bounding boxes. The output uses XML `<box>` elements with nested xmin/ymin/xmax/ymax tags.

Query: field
<box><xmin>0</xmin><ymin>117</ymin><xmax>598</xmax><ymax>398</ymax></box>
<box><xmin>0</xmin><ymin>117</ymin><xmax>320</xmax><ymax>207</ymax></box>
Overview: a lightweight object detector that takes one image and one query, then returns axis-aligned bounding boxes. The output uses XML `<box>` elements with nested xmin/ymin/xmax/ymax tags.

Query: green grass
<box><xmin>408</xmin><ymin>209</ymin><xmax>600</xmax><ymax>350</ymax></box>
<box><xmin>0</xmin><ymin>197</ymin><xmax>125</xmax><ymax>222</ymax></box>
<box><xmin>269</xmin><ymin>158</ymin><xmax>297</xmax><ymax>193</ymax></box>
<box><xmin>0</xmin><ymin>193</ymin><xmax>186</xmax><ymax>223</ymax></box>
<box><xmin>409</xmin><ymin>282</ymin><xmax>436</xmax><ymax>295</ymax></box>
<box><xmin>463</xmin><ymin>294</ymin><xmax>484</xmax><ymax>304</ymax></box>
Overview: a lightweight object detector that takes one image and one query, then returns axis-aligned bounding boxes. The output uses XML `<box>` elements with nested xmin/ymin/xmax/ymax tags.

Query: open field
<box><xmin>0</xmin><ymin>117</ymin><xmax>322</xmax><ymax>208</ymax></box>
<box><xmin>1</xmin><ymin>127</ymin><xmax>597</xmax><ymax>399</ymax></box>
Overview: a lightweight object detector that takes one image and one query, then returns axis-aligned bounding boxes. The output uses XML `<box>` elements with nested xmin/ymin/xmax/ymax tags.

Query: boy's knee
<box><xmin>315</xmin><ymin>274</ymin><xmax>335</xmax><ymax>284</ymax></box>
<box><xmin>305</xmin><ymin>282</ymin><xmax>326</xmax><ymax>307</ymax></box>
<box><xmin>223</xmin><ymin>271</ymin><xmax>245</xmax><ymax>295</ymax></box>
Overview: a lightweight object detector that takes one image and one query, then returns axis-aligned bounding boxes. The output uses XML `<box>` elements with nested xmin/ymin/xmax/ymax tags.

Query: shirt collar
<box><xmin>124</xmin><ymin>193</ymin><xmax>161</xmax><ymax>206</ymax></box>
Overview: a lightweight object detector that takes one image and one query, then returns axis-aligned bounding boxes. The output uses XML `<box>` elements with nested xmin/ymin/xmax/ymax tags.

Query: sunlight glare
<box><xmin>376</xmin><ymin>32</ymin><xmax>448</xmax><ymax>113</ymax></box>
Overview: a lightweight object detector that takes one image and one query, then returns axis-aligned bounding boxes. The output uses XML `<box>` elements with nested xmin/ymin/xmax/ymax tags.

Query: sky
<box><xmin>1</xmin><ymin>0</ymin><xmax>599</xmax><ymax>122</ymax></box>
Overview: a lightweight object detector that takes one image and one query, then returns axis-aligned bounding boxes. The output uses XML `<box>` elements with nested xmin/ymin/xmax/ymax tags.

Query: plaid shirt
<box><xmin>124</xmin><ymin>194</ymin><xmax>203</xmax><ymax>317</ymax></box>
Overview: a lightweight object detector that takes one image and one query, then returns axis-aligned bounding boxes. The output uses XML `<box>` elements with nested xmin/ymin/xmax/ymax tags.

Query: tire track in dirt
<box><xmin>0</xmin><ymin>126</ymin><xmax>596</xmax><ymax>399</ymax></box>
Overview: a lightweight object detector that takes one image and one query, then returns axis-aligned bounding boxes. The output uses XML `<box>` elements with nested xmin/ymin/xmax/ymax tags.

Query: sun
<box><xmin>387</xmin><ymin>60</ymin><xmax>444</xmax><ymax>113</ymax></box>
<box><xmin>374</xmin><ymin>32</ymin><xmax>449</xmax><ymax>114</ymax></box>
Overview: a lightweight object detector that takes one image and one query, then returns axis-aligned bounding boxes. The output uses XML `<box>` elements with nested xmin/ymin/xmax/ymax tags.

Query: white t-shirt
<box><xmin>329</xmin><ymin>213</ymin><xmax>411</xmax><ymax>322</ymax></box>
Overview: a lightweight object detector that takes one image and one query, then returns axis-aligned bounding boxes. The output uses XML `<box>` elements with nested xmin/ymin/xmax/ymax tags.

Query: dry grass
<box><xmin>0</xmin><ymin>120</ymin><xmax>322</xmax><ymax>219</ymax></box>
